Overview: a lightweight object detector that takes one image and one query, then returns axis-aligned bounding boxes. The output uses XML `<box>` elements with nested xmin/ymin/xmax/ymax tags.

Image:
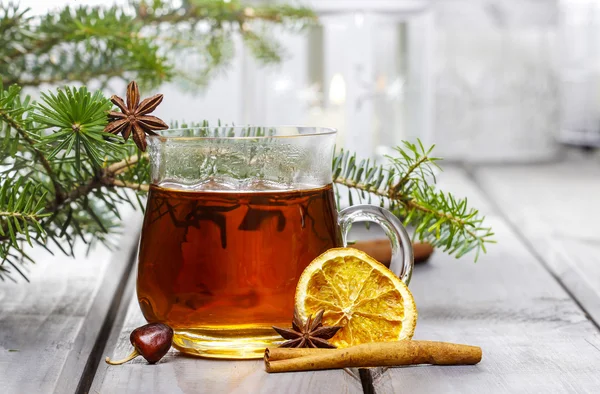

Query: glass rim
<box><xmin>147</xmin><ymin>125</ymin><xmax>337</xmax><ymax>140</ymax></box>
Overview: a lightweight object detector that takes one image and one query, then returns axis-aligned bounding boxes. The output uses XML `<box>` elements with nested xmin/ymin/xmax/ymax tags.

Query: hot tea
<box><xmin>137</xmin><ymin>183</ymin><xmax>340</xmax><ymax>357</ymax></box>
<box><xmin>138</xmin><ymin>126</ymin><xmax>413</xmax><ymax>358</ymax></box>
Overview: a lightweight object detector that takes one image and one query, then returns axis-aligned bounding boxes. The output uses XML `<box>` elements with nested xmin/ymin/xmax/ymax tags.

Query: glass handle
<box><xmin>338</xmin><ymin>205</ymin><xmax>414</xmax><ymax>285</ymax></box>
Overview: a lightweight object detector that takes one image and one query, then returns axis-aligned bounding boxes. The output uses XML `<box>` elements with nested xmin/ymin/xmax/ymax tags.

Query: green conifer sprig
<box><xmin>0</xmin><ymin>0</ymin><xmax>317</xmax><ymax>89</ymax></box>
<box><xmin>33</xmin><ymin>87</ymin><xmax>120</xmax><ymax>170</ymax></box>
<box><xmin>0</xmin><ymin>178</ymin><xmax>49</xmax><ymax>272</ymax></box>
<box><xmin>0</xmin><ymin>83</ymin><xmax>495</xmax><ymax>281</ymax></box>
<box><xmin>1</xmin><ymin>1</ymin><xmax>172</xmax><ymax>88</ymax></box>
<box><xmin>0</xmin><ymin>0</ymin><xmax>319</xmax><ymax>281</ymax></box>
<box><xmin>0</xmin><ymin>83</ymin><xmax>142</xmax><ymax>281</ymax></box>
<box><xmin>333</xmin><ymin>143</ymin><xmax>495</xmax><ymax>260</ymax></box>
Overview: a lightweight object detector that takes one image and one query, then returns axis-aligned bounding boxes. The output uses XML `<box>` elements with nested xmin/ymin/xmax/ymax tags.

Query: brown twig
<box><xmin>391</xmin><ymin>155</ymin><xmax>429</xmax><ymax>195</ymax></box>
<box><xmin>106</xmin><ymin>154</ymin><xmax>144</xmax><ymax>175</ymax></box>
<box><xmin>111</xmin><ymin>179</ymin><xmax>149</xmax><ymax>192</ymax></box>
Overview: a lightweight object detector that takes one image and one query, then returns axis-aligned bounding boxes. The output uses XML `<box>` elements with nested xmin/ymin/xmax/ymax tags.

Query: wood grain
<box><xmin>0</xmin><ymin>208</ymin><xmax>142</xmax><ymax>394</ymax></box>
<box><xmin>374</xmin><ymin>167</ymin><xmax>600</xmax><ymax>393</ymax></box>
<box><xmin>6</xmin><ymin>162</ymin><xmax>598</xmax><ymax>393</ymax></box>
<box><xmin>474</xmin><ymin>161</ymin><xmax>600</xmax><ymax>327</ymax></box>
<box><xmin>91</xmin><ymin>290</ymin><xmax>363</xmax><ymax>394</ymax></box>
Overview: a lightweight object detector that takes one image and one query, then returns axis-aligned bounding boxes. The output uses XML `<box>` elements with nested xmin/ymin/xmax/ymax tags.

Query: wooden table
<box><xmin>2</xmin><ymin>160</ymin><xmax>600</xmax><ymax>393</ymax></box>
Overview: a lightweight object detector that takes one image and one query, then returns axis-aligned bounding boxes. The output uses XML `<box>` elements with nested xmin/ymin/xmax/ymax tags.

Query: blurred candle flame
<box><xmin>329</xmin><ymin>73</ymin><xmax>346</xmax><ymax>106</ymax></box>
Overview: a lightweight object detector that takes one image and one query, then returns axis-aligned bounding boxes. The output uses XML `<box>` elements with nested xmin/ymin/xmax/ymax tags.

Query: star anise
<box><xmin>104</xmin><ymin>81</ymin><xmax>168</xmax><ymax>151</ymax></box>
<box><xmin>272</xmin><ymin>308</ymin><xmax>342</xmax><ymax>348</ymax></box>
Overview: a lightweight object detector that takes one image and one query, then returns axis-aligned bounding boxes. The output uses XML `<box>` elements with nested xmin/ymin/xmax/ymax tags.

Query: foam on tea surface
<box><xmin>158</xmin><ymin>179</ymin><xmax>319</xmax><ymax>193</ymax></box>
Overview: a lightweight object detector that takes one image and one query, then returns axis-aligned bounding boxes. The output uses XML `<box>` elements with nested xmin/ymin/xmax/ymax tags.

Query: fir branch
<box><xmin>1</xmin><ymin>0</ymin><xmax>317</xmax><ymax>89</ymax></box>
<box><xmin>1</xmin><ymin>78</ymin><xmax>494</xmax><ymax>281</ymax></box>
<box><xmin>0</xmin><ymin>37</ymin><xmax>494</xmax><ymax>283</ymax></box>
<box><xmin>333</xmin><ymin>142</ymin><xmax>495</xmax><ymax>260</ymax></box>
<box><xmin>1</xmin><ymin>2</ymin><xmax>173</xmax><ymax>88</ymax></box>
<box><xmin>32</xmin><ymin>86</ymin><xmax>117</xmax><ymax>171</ymax></box>
<box><xmin>0</xmin><ymin>84</ymin><xmax>144</xmax><ymax>280</ymax></box>
<box><xmin>0</xmin><ymin>178</ymin><xmax>49</xmax><ymax>243</ymax></box>
<box><xmin>0</xmin><ymin>177</ymin><xmax>49</xmax><ymax>281</ymax></box>
<box><xmin>0</xmin><ymin>83</ymin><xmax>64</xmax><ymax>200</ymax></box>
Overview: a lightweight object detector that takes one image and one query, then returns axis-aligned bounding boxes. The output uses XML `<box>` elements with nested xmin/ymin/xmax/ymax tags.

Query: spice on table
<box><xmin>264</xmin><ymin>340</ymin><xmax>482</xmax><ymax>373</ymax></box>
<box><xmin>353</xmin><ymin>240</ymin><xmax>434</xmax><ymax>265</ymax></box>
<box><xmin>265</xmin><ymin>347</ymin><xmax>336</xmax><ymax>361</ymax></box>
<box><xmin>272</xmin><ymin>308</ymin><xmax>342</xmax><ymax>348</ymax></box>
<box><xmin>105</xmin><ymin>322</ymin><xmax>173</xmax><ymax>365</ymax></box>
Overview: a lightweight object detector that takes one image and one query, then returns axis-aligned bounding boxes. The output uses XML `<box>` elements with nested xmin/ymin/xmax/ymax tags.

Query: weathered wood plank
<box><xmin>474</xmin><ymin>161</ymin><xmax>600</xmax><ymax>327</ymax></box>
<box><xmin>0</xmin><ymin>209</ymin><xmax>142</xmax><ymax>394</ymax></box>
<box><xmin>91</xmin><ymin>284</ymin><xmax>364</xmax><ymax>394</ymax></box>
<box><xmin>374</xmin><ymin>167</ymin><xmax>600</xmax><ymax>393</ymax></box>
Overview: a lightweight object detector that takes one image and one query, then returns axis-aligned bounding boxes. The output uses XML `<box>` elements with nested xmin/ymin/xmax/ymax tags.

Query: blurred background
<box><xmin>12</xmin><ymin>0</ymin><xmax>600</xmax><ymax>163</ymax></box>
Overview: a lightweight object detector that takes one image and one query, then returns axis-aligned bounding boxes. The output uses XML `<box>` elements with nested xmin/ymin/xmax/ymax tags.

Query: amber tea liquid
<box><xmin>137</xmin><ymin>183</ymin><xmax>340</xmax><ymax>358</ymax></box>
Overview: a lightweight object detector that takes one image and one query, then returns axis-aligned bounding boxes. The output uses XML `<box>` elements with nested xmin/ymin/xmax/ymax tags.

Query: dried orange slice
<box><xmin>295</xmin><ymin>248</ymin><xmax>417</xmax><ymax>348</ymax></box>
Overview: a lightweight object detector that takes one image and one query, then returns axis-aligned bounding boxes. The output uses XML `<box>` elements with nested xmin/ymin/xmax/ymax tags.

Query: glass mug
<box><xmin>137</xmin><ymin>126</ymin><xmax>414</xmax><ymax>359</ymax></box>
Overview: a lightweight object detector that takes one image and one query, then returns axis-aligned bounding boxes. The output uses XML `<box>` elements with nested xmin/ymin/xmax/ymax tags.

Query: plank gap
<box><xmin>90</xmin><ymin>262</ymin><xmax>364</xmax><ymax>393</ymax></box>
<box><xmin>464</xmin><ymin>165</ymin><xmax>600</xmax><ymax>332</ymax></box>
<box><xmin>75</xmin><ymin>235</ymin><xmax>139</xmax><ymax>394</ymax></box>
<box><xmin>359</xmin><ymin>368</ymin><xmax>376</xmax><ymax>394</ymax></box>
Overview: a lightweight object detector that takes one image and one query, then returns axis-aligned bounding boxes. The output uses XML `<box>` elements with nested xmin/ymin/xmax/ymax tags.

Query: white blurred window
<box><xmin>559</xmin><ymin>0</ymin><xmax>600</xmax><ymax>147</ymax></box>
<box><xmin>241</xmin><ymin>0</ymin><xmax>433</xmax><ymax>161</ymax></box>
<box><xmin>18</xmin><ymin>0</ymin><xmax>434</xmax><ymax>158</ymax></box>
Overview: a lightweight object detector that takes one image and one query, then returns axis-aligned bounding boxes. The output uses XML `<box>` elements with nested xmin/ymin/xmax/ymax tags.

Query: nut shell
<box><xmin>130</xmin><ymin>323</ymin><xmax>174</xmax><ymax>364</ymax></box>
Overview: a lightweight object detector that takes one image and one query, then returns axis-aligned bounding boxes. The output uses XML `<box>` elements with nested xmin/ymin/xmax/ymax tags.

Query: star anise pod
<box><xmin>272</xmin><ymin>308</ymin><xmax>342</xmax><ymax>348</ymax></box>
<box><xmin>104</xmin><ymin>81</ymin><xmax>168</xmax><ymax>151</ymax></box>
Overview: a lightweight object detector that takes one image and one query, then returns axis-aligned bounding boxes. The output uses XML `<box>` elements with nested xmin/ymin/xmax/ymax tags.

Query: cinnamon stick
<box><xmin>264</xmin><ymin>341</ymin><xmax>481</xmax><ymax>373</ymax></box>
<box><xmin>353</xmin><ymin>240</ymin><xmax>434</xmax><ymax>265</ymax></box>
<box><xmin>265</xmin><ymin>347</ymin><xmax>336</xmax><ymax>361</ymax></box>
